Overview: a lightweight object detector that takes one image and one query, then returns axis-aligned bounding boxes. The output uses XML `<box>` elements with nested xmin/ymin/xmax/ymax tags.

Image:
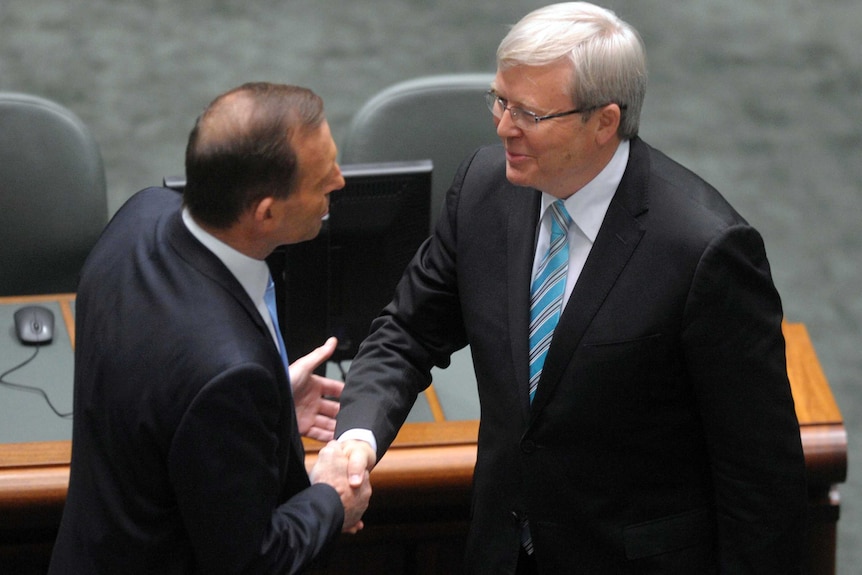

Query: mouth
<box><xmin>505</xmin><ymin>149</ymin><xmax>530</xmax><ymax>164</ymax></box>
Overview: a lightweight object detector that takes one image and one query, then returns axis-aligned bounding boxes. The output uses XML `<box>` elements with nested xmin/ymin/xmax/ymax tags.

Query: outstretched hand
<box><xmin>340</xmin><ymin>439</ymin><xmax>377</xmax><ymax>488</ymax></box>
<box><xmin>289</xmin><ymin>337</ymin><xmax>344</xmax><ymax>442</ymax></box>
<box><xmin>309</xmin><ymin>441</ymin><xmax>371</xmax><ymax>533</ymax></box>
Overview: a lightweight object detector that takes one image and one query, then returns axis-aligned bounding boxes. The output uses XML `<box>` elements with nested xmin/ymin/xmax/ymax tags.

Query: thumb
<box><xmin>297</xmin><ymin>337</ymin><xmax>338</xmax><ymax>368</ymax></box>
<box><xmin>347</xmin><ymin>446</ymin><xmax>373</xmax><ymax>487</ymax></box>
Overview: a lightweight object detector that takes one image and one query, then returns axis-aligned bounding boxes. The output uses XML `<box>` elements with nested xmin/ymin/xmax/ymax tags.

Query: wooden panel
<box><xmin>784</xmin><ymin>322</ymin><xmax>842</xmax><ymax>425</ymax></box>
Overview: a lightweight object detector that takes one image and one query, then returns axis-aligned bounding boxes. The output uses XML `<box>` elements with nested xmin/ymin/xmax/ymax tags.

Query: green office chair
<box><xmin>340</xmin><ymin>73</ymin><xmax>498</xmax><ymax>225</ymax></box>
<box><xmin>341</xmin><ymin>75</ymin><xmax>493</xmax><ymax>421</ymax></box>
<box><xmin>0</xmin><ymin>92</ymin><xmax>108</xmax><ymax>295</ymax></box>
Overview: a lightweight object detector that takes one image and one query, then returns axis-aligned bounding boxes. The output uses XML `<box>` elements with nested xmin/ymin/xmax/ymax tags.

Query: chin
<box><xmin>505</xmin><ymin>165</ymin><xmax>532</xmax><ymax>188</ymax></box>
<box><xmin>310</xmin><ymin>221</ymin><xmax>325</xmax><ymax>239</ymax></box>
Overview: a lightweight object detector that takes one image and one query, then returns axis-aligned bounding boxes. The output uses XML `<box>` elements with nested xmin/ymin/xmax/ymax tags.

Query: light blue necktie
<box><xmin>264</xmin><ymin>276</ymin><xmax>290</xmax><ymax>372</ymax></box>
<box><xmin>528</xmin><ymin>200</ymin><xmax>572</xmax><ymax>403</ymax></box>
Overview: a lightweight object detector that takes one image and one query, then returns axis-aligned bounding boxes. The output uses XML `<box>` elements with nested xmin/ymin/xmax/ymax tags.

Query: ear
<box><xmin>594</xmin><ymin>103</ymin><xmax>622</xmax><ymax>146</ymax></box>
<box><xmin>253</xmin><ymin>196</ymin><xmax>276</xmax><ymax>223</ymax></box>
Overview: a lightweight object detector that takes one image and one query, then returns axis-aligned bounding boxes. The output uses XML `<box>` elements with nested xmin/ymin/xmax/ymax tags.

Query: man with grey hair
<box><xmin>337</xmin><ymin>3</ymin><xmax>806</xmax><ymax>573</ymax></box>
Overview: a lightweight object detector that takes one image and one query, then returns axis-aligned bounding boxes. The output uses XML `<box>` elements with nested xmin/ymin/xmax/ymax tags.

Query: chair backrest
<box><xmin>340</xmin><ymin>73</ymin><xmax>498</xmax><ymax>224</ymax></box>
<box><xmin>0</xmin><ymin>92</ymin><xmax>107</xmax><ymax>295</ymax></box>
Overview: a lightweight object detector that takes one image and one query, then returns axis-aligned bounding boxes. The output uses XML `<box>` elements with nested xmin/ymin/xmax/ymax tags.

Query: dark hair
<box><xmin>183</xmin><ymin>82</ymin><xmax>325</xmax><ymax>229</ymax></box>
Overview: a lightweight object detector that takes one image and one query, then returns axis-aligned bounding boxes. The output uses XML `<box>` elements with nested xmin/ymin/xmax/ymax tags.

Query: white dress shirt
<box><xmin>531</xmin><ymin>139</ymin><xmax>630</xmax><ymax>307</ymax></box>
<box><xmin>181</xmin><ymin>207</ymin><xmax>281</xmax><ymax>349</ymax></box>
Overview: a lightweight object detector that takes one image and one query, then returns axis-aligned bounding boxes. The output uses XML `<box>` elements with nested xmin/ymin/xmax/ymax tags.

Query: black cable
<box><xmin>0</xmin><ymin>344</ymin><xmax>73</xmax><ymax>419</ymax></box>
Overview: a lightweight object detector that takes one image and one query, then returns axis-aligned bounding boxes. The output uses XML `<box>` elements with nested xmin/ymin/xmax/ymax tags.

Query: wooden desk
<box><xmin>0</xmin><ymin>293</ymin><xmax>847</xmax><ymax>574</ymax></box>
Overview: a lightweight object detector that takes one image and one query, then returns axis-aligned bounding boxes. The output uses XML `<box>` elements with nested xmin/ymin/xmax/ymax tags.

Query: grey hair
<box><xmin>497</xmin><ymin>2</ymin><xmax>647</xmax><ymax>139</ymax></box>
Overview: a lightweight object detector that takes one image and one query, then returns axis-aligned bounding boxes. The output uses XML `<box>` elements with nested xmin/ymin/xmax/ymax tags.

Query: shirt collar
<box><xmin>539</xmin><ymin>139</ymin><xmax>630</xmax><ymax>242</ymax></box>
<box><xmin>181</xmin><ymin>207</ymin><xmax>270</xmax><ymax>305</ymax></box>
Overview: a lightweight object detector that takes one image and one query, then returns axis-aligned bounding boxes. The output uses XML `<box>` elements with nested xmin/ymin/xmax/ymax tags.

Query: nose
<box><xmin>495</xmin><ymin>107</ymin><xmax>521</xmax><ymax>138</ymax></box>
<box><xmin>332</xmin><ymin>164</ymin><xmax>346</xmax><ymax>191</ymax></box>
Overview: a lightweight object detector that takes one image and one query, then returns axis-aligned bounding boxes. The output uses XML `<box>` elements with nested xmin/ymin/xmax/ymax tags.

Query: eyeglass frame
<box><xmin>485</xmin><ymin>89</ymin><xmax>626</xmax><ymax>127</ymax></box>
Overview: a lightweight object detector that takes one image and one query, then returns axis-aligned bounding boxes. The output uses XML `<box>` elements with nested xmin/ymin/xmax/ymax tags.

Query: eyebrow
<box><xmin>490</xmin><ymin>88</ymin><xmax>543</xmax><ymax>116</ymax></box>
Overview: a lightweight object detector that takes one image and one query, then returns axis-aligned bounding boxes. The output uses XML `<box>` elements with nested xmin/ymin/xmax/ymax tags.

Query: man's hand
<box><xmin>309</xmin><ymin>441</ymin><xmax>372</xmax><ymax>534</ymax></box>
<box><xmin>339</xmin><ymin>439</ymin><xmax>377</xmax><ymax>488</ymax></box>
<box><xmin>289</xmin><ymin>337</ymin><xmax>344</xmax><ymax>441</ymax></box>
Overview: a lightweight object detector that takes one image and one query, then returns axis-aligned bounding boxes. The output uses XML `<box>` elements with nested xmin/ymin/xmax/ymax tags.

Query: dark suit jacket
<box><xmin>49</xmin><ymin>188</ymin><xmax>343</xmax><ymax>574</ymax></box>
<box><xmin>337</xmin><ymin>139</ymin><xmax>807</xmax><ymax>574</ymax></box>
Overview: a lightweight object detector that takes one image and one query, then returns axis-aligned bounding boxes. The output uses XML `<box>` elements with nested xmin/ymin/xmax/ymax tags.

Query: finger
<box><xmin>306</xmin><ymin>337</ymin><xmax>338</xmax><ymax>367</ymax></box>
<box><xmin>315</xmin><ymin>442</ymin><xmax>333</xmax><ymax>464</ymax></box>
<box><xmin>343</xmin><ymin>520</ymin><xmax>364</xmax><ymax>534</ymax></box>
<box><xmin>316</xmin><ymin>398</ymin><xmax>341</xmax><ymax>419</ymax></box>
<box><xmin>347</xmin><ymin>449</ymin><xmax>372</xmax><ymax>487</ymax></box>
<box><xmin>314</xmin><ymin>414</ymin><xmax>337</xmax><ymax>431</ymax></box>
<box><xmin>305</xmin><ymin>424</ymin><xmax>335</xmax><ymax>443</ymax></box>
<box><xmin>318</xmin><ymin>377</ymin><xmax>344</xmax><ymax>399</ymax></box>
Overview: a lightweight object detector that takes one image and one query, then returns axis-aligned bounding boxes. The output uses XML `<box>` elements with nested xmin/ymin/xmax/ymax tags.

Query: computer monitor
<box><xmin>278</xmin><ymin>159</ymin><xmax>433</xmax><ymax>366</ymax></box>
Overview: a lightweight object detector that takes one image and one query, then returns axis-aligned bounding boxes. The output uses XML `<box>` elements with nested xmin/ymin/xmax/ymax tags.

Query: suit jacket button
<box><xmin>521</xmin><ymin>440</ymin><xmax>536</xmax><ymax>453</ymax></box>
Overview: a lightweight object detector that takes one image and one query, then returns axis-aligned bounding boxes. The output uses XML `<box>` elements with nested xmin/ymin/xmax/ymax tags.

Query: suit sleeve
<box><xmin>337</xmin><ymin>152</ymin><xmax>476</xmax><ymax>458</ymax></box>
<box><xmin>682</xmin><ymin>224</ymin><xmax>807</xmax><ymax>572</ymax></box>
<box><xmin>168</xmin><ymin>362</ymin><xmax>343</xmax><ymax>575</ymax></box>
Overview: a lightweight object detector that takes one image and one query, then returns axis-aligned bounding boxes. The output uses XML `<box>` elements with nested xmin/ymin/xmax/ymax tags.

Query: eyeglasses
<box><xmin>485</xmin><ymin>90</ymin><xmax>624</xmax><ymax>130</ymax></box>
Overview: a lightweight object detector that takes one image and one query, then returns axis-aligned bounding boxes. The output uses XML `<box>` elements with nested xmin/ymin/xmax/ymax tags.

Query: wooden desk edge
<box><xmin>0</xmin><ymin>420</ymin><xmax>479</xmax><ymax>467</ymax></box>
<box><xmin>784</xmin><ymin>322</ymin><xmax>842</xmax><ymax>426</ymax></box>
<box><xmin>0</xmin><ymin>420</ymin><xmax>846</xmax><ymax>510</ymax></box>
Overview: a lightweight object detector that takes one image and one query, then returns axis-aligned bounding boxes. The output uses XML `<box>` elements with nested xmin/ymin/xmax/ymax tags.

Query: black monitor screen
<box><xmin>278</xmin><ymin>159</ymin><xmax>432</xmax><ymax>365</ymax></box>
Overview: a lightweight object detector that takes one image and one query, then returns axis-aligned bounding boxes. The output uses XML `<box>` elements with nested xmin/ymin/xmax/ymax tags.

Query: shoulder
<box><xmin>89</xmin><ymin>187</ymin><xmax>183</xmax><ymax>260</ymax></box>
<box><xmin>448</xmin><ymin>144</ymin><xmax>531</xmax><ymax>208</ymax></box>
<box><xmin>111</xmin><ymin>186</ymin><xmax>183</xmax><ymax>226</ymax></box>
<box><xmin>455</xmin><ymin>144</ymin><xmax>507</xmax><ymax>186</ymax></box>
<box><xmin>630</xmin><ymin>139</ymin><xmax>749</xmax><ymax>238</ymax></box>
<box><xmin>436</xmin><ymin>144</ymin><xmax>537</xmax><ymax>238</ymax></box>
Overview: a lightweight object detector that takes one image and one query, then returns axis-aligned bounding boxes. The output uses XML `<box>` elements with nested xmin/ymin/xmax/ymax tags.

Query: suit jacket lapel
<box><xmin>530</xmin><ymin>139</ymin><xmax>650</xmax><ymax>414</ymax></box>
<box><xmin>165</xmin><ymin>208</ymin><xmax>269</xmax><ymax>338</ymax></box>
<box><xmin>507</xmin><ymin>188</ymin><xmax>542</xmax><ymax>419</ymax></box>
<box><xmin>164</xmin><ymin>204</ymin><xmax>305</xmax><ymax>486</ymax></box>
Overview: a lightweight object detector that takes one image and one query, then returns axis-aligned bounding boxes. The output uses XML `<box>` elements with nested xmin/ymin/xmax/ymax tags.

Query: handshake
<box><xmin>288</xmin><ymin>336</ymin><xmax>376</xmax><ymax>533</ymax></box>
<box><xmin>309</xmin><ymin>439</ymin><xmax>376</xmax><ymax>533</ymax></box>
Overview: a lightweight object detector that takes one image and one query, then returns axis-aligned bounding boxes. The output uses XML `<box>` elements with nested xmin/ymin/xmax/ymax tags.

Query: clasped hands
<box><xmin>289</xmin><ymin>337</ymin><xmax>377</xmax><ymax>533</ymax></box>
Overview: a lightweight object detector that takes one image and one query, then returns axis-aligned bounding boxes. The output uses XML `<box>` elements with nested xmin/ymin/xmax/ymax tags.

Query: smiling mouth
<box><xmin>506</xmin><ymin>149</ymin><xmax>530</xmax><ymax>162</ymax></box>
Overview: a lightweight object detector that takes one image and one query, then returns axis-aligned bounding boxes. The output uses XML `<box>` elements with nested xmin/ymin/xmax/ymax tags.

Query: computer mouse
<box><xmin>13</xmin><ymin>305</ymin><xmax>55</xmax><ymax>345</ymax></box>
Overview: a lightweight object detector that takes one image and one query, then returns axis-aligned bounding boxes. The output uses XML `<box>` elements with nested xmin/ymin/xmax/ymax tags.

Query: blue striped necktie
<box><xmin>264</xmin><ymin>276</ymin><xmax>290</xmax><ymax>372</ymax></box>
<box><xmin>528</xmin><ymin>200</ymin><xmax>572</xmax><ymax>403</ymax></box>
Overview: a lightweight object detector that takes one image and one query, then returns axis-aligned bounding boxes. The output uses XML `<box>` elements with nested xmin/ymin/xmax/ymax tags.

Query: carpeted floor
<box><xmin>2</xmin><ymin>1</ymin><xmax>860</xmax><ymax>572</ymax></box>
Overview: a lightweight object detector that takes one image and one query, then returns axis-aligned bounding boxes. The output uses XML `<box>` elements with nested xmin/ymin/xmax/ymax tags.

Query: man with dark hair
<box><xmin>50</xmin><ymin>82</ymin><xmax>370</xmax><ymax>574</ymax></box>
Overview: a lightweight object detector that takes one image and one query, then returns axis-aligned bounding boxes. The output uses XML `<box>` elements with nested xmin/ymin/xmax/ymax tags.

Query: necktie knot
<box><xmin>550</xmin><ymin>199</ymin><xmax>572</xmax><ymax>239</ymax></box>
<box><xmin>265</xmin><ymin>277</ymin><xmax>276</xmax><ymax>301</ymax></box>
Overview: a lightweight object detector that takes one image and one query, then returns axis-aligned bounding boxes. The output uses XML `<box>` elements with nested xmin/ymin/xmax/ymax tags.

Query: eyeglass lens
<box><xmin>486</xmin><ymin>91</ymin><xmax>535</xmax><ymax>129</ymax></box>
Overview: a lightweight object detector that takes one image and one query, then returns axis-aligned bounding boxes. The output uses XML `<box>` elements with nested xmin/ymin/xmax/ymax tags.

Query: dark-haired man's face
<box><xmin>272</xmin><ymin>120</ymin><xmax>344</xmax><ymax>244</ymax></box>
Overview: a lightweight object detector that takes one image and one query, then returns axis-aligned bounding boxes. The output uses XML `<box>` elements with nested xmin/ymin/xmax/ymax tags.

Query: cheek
<box><xmin>551</xmin><ymin>138</ymin><xmax>584</xmax><ymax>168</ymax></box>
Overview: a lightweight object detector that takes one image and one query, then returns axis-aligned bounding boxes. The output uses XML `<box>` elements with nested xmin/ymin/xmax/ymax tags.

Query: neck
<box><xmin>196</xmin><ymin>217</ymin><xmax>271</xmax><ymax>261</ymax></box>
